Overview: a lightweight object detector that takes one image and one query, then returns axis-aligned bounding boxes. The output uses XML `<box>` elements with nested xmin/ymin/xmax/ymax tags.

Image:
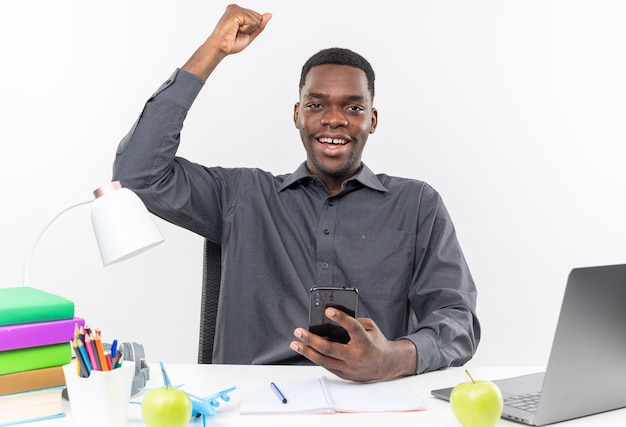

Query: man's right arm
<box><xmin>112</xmin><ymin>68</ymin><xmax>217</xmax><ymax>236</ymax></box>
<box><xmin>112</xmin><ymin>5</ymin><xmax>271</xmax><ymax>236</ymax></box>
<box><xmin>181</xmin><ymin>4</ymin><xmax>272</xmax><ymax>81</ymax></box>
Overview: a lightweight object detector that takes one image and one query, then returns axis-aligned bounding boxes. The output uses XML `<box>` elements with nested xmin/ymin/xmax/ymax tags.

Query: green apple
<box><xmin>450</xmin><ymin>370</ymin><xmax>503</xmax><ymax>427</ymax></box>
<box><xmin>141</xmin><ymin>386</ymin><xmax>192</xmax><ymax>427</ymax></box>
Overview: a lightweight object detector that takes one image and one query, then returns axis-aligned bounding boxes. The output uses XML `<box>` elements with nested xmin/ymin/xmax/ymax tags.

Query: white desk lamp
<box><xmin>23</xmin><ymin>180</ymin><xmax>164</xmax><ymax>286</ymax></box>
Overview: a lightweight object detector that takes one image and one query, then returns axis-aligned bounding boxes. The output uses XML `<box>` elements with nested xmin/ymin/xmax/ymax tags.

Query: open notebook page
<box><xmin>239</xmin><ymin>378</ymin><xmax>333</xmax><ymax>414</ymax></box>
<box><xmin>322</xmin><ymin>377</ymin><xmax>425</xmax><ymax>412</ymax></box>
<box><xmin>239</xmin><ymin>377</ymin><xmax>425</xmax><ymax>415</ymax></box>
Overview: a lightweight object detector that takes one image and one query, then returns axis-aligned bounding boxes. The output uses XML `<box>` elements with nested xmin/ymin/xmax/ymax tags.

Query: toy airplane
<box><xmin>187</xmin><ymin>386</ymin><xmax>236</xmax><ymax>425</ymax></box>
<box><xmin>134</xmin><ymin>361</ymin><xmax>236</xmax><ymax>427</ymax></box>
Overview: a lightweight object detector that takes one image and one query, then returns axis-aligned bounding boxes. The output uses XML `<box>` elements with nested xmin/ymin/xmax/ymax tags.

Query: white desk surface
<box><xmin>43</xmin><ymin>364</ymin><xmax>626</xmax><ymax>426</ymax></box>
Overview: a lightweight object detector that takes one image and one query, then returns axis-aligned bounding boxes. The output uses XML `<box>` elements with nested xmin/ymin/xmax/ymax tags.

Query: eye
<box><xmin>346</xmin><ymin>105</ymin><xmax>365</xmax><ymax>113</ymax></box>
<box><xmin>306</xmin><ymin>103</ymin><xmax>323</xmax><ymax>110</ymax></box>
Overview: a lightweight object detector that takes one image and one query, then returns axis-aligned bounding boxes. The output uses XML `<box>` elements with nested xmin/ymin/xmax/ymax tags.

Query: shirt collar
<box><xmin>279</xmin><ymin>162</ymin><xmax>388</xmax><ymax>194</ymax></box>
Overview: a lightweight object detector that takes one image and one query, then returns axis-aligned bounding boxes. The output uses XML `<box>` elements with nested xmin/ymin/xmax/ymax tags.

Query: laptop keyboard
<box><xmin>504</xmin><ymin>391</ymin><xmax>541</xmax><ymax>413</ymax></box>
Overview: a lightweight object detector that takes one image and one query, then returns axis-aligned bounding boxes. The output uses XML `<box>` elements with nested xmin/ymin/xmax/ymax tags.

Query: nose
<box><xmin>320</xmin><ymin>106</ymin><xmax>348</xmax><ymax>128</ymax></box>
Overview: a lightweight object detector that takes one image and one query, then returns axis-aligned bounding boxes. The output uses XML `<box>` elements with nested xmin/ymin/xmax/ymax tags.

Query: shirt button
<box><xmin>322</xmin><ymin>263</ymin><xmax>329</xmax><ymax>270</ymax></box>
<box><xmin>328</xmin><ymin>200</ymin><xmax>335</xmax><ymax>206</ymax></box>
<box><xmin>323</xmin><ymin>229</ymin><xmax>330</xmax><ymax>235</ymax></box>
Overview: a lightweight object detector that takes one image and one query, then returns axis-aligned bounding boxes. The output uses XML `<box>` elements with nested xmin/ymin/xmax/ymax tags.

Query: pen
<box><xmin>113</xmin><ymin>350</ymin><xmax>123</xmax><ymax>368</ymax></box>
<box><xmin>270</xmin><ymin>382</ymin><xmax>288</xmax><ymax>404</ymax></box>
<box><xmin>110</xmin><ymin>339</ymin><xmax>118</xmax><ymax>359</ymax></box>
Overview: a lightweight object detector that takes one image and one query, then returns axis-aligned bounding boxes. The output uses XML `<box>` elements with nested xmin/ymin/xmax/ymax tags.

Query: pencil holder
<box><xmin>62</xmin><ymin>361</ymin><xmax>135</xmax><ymax>427</ymax></box>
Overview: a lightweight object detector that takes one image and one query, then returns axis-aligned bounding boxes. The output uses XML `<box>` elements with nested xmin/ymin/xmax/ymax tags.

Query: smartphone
<box><xmin>308</xmin><ymin>286</ymin><xmax>358</xmax><ymax>344</ymax></box>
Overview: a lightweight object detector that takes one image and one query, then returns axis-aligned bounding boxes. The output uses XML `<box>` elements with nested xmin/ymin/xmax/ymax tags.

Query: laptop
<box><xmin>431</xmin><ymin>263</ymin><xmax>626</xmax><ymax>426</ymax></box>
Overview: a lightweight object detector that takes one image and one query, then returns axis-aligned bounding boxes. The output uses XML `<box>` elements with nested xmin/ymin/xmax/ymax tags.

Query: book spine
<box><xmin>0</xmin><ymin>366</ymin><xmax>66</xmax><ymax>396</ymax></box>
<box><xmin>0</xmin><ymin>343</ymin><xmax>72</xmax><ymax>376</ymax></box>
<box><xmin>0</xmin><ymin>386</ymin><xmax>65</xmax><ymax>425</ymax></box>
<box><xmin>0</xmin><ymin>287</ymin><xmax>75</xmax><ymax>327</ymax></box>
<box><xmin>0</xmin><ymin>304</ymin><xmax>75</xmax><ymax>327</ymax></box>
<box><xmin>0</xmin><ymin>317</ymin><xmax>85</xmax><ymax>352</ymax></box>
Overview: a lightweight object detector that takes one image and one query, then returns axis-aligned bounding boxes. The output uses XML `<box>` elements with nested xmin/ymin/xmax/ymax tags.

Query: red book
<box><xmin>0</xmin><ymin>317</ymin><xmax>85</xmax><ymax>352</ymax></box>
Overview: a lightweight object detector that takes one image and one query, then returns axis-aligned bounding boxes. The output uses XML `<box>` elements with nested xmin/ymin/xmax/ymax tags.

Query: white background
<box><xmin>1</xmin><ymin>0</ymin><xmax>625</xmax><ymax>369</ymax></box>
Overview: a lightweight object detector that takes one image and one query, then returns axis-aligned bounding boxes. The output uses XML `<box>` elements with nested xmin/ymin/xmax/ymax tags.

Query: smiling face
<box><xmin>294</xmin><ymin>64</ymin><xmax>378</xmax><ymax>195</ymax></box>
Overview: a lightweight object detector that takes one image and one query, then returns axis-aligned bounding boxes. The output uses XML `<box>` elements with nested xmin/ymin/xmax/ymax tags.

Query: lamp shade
<box><xmin>91</xmin><ymin>181</ymin><xmax>164</xmax><ymax>266</ymax></box>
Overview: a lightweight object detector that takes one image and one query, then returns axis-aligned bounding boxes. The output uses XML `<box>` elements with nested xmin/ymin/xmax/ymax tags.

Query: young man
<box><xmin>113</xmin><ymin>4</ymin><xmax>480</xmax><ymax>382</ymax></box>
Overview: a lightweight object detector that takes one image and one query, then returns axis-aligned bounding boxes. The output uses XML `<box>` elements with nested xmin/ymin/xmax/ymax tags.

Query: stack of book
<box><xmin>0</xmin><ymin>287</ymin><xmax>84</xmax><ymax>426</ymax></box>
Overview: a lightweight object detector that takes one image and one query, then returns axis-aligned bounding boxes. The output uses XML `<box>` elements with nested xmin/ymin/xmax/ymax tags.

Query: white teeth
<box><xmin>319</xmin><ymin>137</ymin><xmax>347</xmax><ymax>145</ymax></box>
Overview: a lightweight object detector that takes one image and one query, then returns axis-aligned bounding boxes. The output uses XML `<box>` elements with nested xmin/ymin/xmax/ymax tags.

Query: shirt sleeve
<box><xmin>112</xmin><ymin>69</ymin><xmax>234</xmax><ymax>241</ymax></box>
<box><xmin>403</xmin><ymin>185</ymin><xmax>481</xmax><ymax>374</ymax></box>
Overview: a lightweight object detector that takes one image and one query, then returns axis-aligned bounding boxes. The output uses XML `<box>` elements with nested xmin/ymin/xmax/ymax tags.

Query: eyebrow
<box><xmin>304</xmin><ymin>92</ymin><xmax>367</xmax><ymax>103</ymax></box>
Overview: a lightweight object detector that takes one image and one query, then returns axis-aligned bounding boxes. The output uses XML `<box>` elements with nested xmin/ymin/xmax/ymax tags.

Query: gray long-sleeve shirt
<box><xmin>113</xmin><ymin>68</ymin><xmax>480</xmax><ymax>374</ymax></box>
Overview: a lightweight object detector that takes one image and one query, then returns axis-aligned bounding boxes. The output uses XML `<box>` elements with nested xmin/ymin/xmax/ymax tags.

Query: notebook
<box><xmin>431</xmin><ymin>263</ymin><xmax>626</xmax><ymax>426</ymax></box>
<box><xmin>239</xmin><ymin>376</ymin><xmax>425</xmax><ymax>415</ymax></box>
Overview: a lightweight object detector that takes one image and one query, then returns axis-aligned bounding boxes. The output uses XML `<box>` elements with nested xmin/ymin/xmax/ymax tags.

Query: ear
<box><xmin>293</xmin><ymin>102</ymin><xmax>300</xmax><ymax>128</ymax></box>
<box><xmin>369</xmin><ymin>107</ymin><xmax>378</xmax><ymax>134</ymax></box>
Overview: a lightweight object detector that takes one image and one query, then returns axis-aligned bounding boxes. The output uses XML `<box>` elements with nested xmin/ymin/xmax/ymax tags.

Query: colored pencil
<box><xmin>94</xmin><ymin>329</ymin><xmax>109</xmax><ymax>371</ymax></box>
<box><xmin>72</xmin><ymin>339</ymin><xmax>91</xmax><ymax>377</ymax></box>
<box><xmin>84</xmin><ymin>334</ymin><xmax>100</xmax><ymax>371</ymax></box>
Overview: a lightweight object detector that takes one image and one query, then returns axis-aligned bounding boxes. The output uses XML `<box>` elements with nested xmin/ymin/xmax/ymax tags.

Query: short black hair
<box><xmin>299</xmin><ymin>47</ymin><xmax>375</xmax><ymax>99</ymax></box>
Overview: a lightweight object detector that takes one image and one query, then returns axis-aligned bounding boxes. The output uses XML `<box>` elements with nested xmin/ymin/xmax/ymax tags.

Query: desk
<box><xmin>42</xmin><ymin>364</ymin><xmax>626</xmax><ymax>426</ymax></box>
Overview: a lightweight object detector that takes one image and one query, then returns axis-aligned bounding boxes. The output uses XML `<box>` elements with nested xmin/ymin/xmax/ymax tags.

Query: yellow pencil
<box><xmin>74</xmin><ymin>338</ymin><xmax>80</xmax><ymax>376</ymax></box>
<box><xmin>73</xmin><ymin>322</ymin><xmax>81</xmax><ymax>375</ymax></box>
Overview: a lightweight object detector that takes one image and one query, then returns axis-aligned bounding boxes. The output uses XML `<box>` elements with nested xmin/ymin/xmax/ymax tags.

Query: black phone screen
<box><xmin>308</xmin><ymin>286</ymin><xmax>358</xmax><ymax>344</ymax></box>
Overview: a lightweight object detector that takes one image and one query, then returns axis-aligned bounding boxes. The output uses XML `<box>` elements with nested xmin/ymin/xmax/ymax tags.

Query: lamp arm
<box><xmin>23</xmin><ymin>195</ymin><xmax>95</xmax><ymax>287</ymax></box>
